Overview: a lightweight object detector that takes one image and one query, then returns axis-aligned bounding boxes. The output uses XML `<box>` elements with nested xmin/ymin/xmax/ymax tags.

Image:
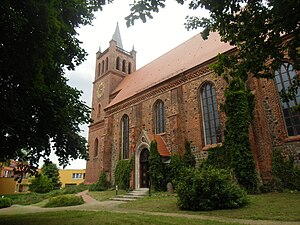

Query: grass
<box><xmin>120</xmin><ymin>191</ymin><xmax>300</xmax><ymax>221</ymax></box>
<box><xmin>88</xmin><ymin>189</ymin><xmax>127</xmax><ymax>201</ymax></box>
<box><xmin>4</xmin><ymin>185</ymin><xmax>89</xmax><ymax>205</ymax></box>
<box><xmin>0</xmin><ymin>211</ymin><xmax>242</xmax><ymax>225</ymax></box>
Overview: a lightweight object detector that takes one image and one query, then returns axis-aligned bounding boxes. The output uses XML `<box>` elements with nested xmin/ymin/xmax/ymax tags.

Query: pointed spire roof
<box><xmin>112</xmin><ymin>22</ymin><xmax>123</xmax><ymax>49</ymax></box>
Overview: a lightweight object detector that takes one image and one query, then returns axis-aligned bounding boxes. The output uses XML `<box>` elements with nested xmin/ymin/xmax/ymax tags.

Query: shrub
<box><xmin>183</xmin><ymin>141</ymin><xmax>196</xmax><ymax>167</ymax></box>
<box><xmin>167</xmin><ymin>154</ymin><xmax>186</xmax><ymax>189</ymax></box>
<box><xmin>44</xmin><ymin>194</ymin><xmax>84</xmax><ymax>208</ymax></box>
<box><xmin>272</xmin><ymin>149</ymin><xmax>300</xmax><ymax>191</ymax></box>
<box><xmin>29</xmin><ymin>174</ymin><xmax>54</xmax><ymax>193</ymax></box>
<box><xmin>115</xmin><ymin>158</ymin><xmax>133</xmax><ymax>190</ymax></box>
<box><xmin>177</xmin><ymin>166</ymin><xmax>248</xmax><ymax>211</ymax></box>
<box><xmin>89</xmin><ymin>171</ymin><xmax>109</xmax><ymax>191</ymax></box>
<box><xmin>0</xmin><ymin>197</ymin><xmax>13</xmax><ymax>208</ymax></box>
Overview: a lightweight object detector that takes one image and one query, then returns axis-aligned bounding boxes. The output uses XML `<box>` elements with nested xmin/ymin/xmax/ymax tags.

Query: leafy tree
<box><xmin>126</xmin><ymin>1</ymin><xmax>299</xmax><ymax>81</ymax></box>
<box><xmin>42</xmin><ymin>162</ymin><xmax>61</xmax><ymax>189</ymax></box>
<box><xmin>149</xmin><ymin>140</ymin><xmax>165</xmax><ymax>191</ymax></box>
<box><xmin>0</xmin><ymin>0</ymin><xmax>112</xmax><ymax>170</ymax></box>
<box><xmin>29</xmin><ymin>174</ymin><xmax>54</xmax><ymax>193</ymax></box>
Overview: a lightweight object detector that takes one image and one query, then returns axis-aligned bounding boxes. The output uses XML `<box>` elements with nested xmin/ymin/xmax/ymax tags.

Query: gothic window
<box><xmin>275</xmin><ymin>63</ymin><xmax>300</xmax><ymax>136</ymax></box>
<box><xmin>116</xmin><ymin>57</ymin><xmax>120</xmax><ymax>70</ymax></box>
<box><xmin>94</xmin><ymin>138</ymin><xmax>99</xmax><ymax>157</ymax></box>
<box><xmin>122</xmin><ymin>60</ymin><xmax>126</xmax><ymax>72</ymax></box>
<box><xmin>98</xmin><ymin>62</ymin><xmax>101</xmax><ymax>76</ymax></box>
<box><xmin>101</xmin><ymin>60</ymin><xmax>104</xmax><ymax>74</ymax></box>
<box><xmin>128</xmin><ymin>62</ymin><xmax>132</xmax><ymax>74</ymax></box>
<box><xmin>105</xmin><ymin>57</ymin><xmax>108</xmax><ymax>71</ymax></box>
<box><xmin>155</xmin><ymin>100</ymin><xmax>166</xmax><ymax>134</ymax></box>
<box><xmin>200</xmin><ymin>83</ymin><xmax>222</xmax><ymax>145</ymax></box>
<box><xmin>121</xmin><ymin>114</ymin><xmax>129</xmax><ymax>159</ymax></box>
<box><xmin>97</xmin><ymin>103</ymin><xmax>101</xmax><ymax>118</ymax></box>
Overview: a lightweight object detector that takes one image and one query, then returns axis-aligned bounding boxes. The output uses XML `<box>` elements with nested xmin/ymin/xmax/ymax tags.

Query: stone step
<box><xmin>116</xmin><ymin>194</ymin><xmax>144</xmax><ymax>199</ymax></box>
<box><xmin>110</xmin><ymin>197</ymin><xmax>136</xmax><ymax>202</ymax></box>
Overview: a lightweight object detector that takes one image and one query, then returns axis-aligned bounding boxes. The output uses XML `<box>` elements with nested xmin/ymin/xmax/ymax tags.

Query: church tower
<box><xmin>85</xmin><ymin>23</ymin><xmax>136</xmax><ymax>184</ymax></box>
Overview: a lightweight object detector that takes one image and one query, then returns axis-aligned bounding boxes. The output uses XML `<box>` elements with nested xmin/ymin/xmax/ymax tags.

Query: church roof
<box><xmin>112</xmin><ymin>22</ymin><xmax>123</xmax><ymax>49</ymax></box>
<box><xmin>107</xmin><ymin>32</ymin><xmax>234</xmax><ymax>109</ymax></box>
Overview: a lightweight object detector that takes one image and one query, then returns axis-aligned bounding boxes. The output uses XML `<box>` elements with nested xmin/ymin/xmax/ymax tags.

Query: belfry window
<box><xmin>200</xmin><ymin>83</ymin><xmax>222</xmax><ymax>145</ymax></box>
<box><xmin>94</xmin><ymin>138</ymin><xmax>99</xmax><ymax>157</ymax></box>
<box><xmin>122</xmin><ymin>60</ymin><xmax>126</xmax><ymax>72</ymax></box>
<box><xmin>155</xmin><ymin>100</ymin><xmax>166</xmax><ymax>134</ymax></box>
<box><xmin>105</xmin><ymin>57</ymin><xmax>108</xmax><ymax>71</ymax></box>
<box><xmin>128</xmin><ymin>62</ymin><xmax>132</xmax><ymax>74</ymax></box>
<box><xmin>121</xmin><ymin>114</ymin><xmax>129</xmax><ymax>159</ymax></box>
<box><xmin>116</xmin><ymin>57</ymin><xmax>120</xmax><ymax>70</ymax></box>
<box><xmin>101</xmin><ymin>60</ymin><xmax>104</xmax><ymax>74</ymax></box>
<box><xmin>275</xmin><ymin>63</ymin><xmax>300</xmax><ymax>136</ymax></box>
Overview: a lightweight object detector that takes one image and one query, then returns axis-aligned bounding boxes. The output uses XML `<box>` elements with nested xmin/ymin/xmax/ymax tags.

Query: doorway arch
<box><xmin>135</xmin><ymin>142</ymin><xmax>150</xmax><ymax>189</ymax></box>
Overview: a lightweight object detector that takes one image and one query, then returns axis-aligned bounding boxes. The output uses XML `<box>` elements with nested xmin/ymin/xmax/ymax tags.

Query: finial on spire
<box><xmin>112</xmin><ymin>22</ymin><xmax>123</xmax><ymax>49</ymax></box>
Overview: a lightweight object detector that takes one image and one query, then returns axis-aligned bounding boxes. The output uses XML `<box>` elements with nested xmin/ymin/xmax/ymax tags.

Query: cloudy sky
<box><xmin>59</xmin><ymin>0</ymin><xmax>207</xmax><ymax>169</ymax></box>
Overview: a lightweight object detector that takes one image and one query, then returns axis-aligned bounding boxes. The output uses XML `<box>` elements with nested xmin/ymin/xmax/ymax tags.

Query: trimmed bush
<box><xmin>115</xmin><ymin>158</ymin><xmax>133</xmax><ymax>190</ymax></box>
<box><xmin>44</xmin><ymin>194</ymin><xmax>84</xmax><ymax>208</ymax></box>
<box><xmin>177</xmin><ymin>166</ymin><xmax>248</xmax><ymax>211</ymax></box>
<box><xmin>167</xmin><ymin>154</ymin><xmax>186</xmax><ymax>189</ymax></box>
<box><xmin>89</xmin><ymin>171</ymin><xmax>109</xmax><ymax>191</ymax></box>
<box><xmin>0</xmin><ymin>197</ymin><xmax>13</xmax><ymax>208</ymax></box>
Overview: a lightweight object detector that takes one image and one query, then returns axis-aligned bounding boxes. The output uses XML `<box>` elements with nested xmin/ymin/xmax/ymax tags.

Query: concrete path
<box><xmin>0</xmin><ymin>190</ymin><xmax>299</xmax><ymax>225</ymax></box>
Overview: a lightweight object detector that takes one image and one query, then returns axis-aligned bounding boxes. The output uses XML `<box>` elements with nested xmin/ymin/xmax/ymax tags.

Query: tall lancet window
<box><xmin>94</xmin><ymin>138</ymin><xmax>99</xmax><ymax>157</ymax></box>
<box><xmin>155</xmin><ymin>100</ymin><xmax>166</xmax><ymax>134</ymax></box>
<box><xmin>121</xmin><ymin>114</ymin><xmax>129</xmax><ymax>159</ymax></box>
<box><xmin>116</xmin><ymin>57</ymin><xmax>120</xmax><ymax>70</ymax></box>
<box><xmin>200</xmin><ymin>83</ymin><xmax>222</xmax><ymax>145</ymax></box>
<box><xmin>275</xmin><ymin>63</ymin><xmax>300</xmax><ymax>136</ymax></box>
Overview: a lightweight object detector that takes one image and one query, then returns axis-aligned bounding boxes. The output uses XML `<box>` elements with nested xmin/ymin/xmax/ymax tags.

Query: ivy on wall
<box><xmin>114</xmin><ymin>158</ymin><xmax>134</xmax><ymax>190</ymax></box>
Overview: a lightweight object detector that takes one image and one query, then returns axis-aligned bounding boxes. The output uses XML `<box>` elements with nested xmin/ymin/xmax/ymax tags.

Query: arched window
<box><xmin>101</xmin><ymin>60</ymin><xmax>104</xmax><ymax>74</ymax></box>
<box><xmin>122</xmin><ymin>60</ymin><xmax>126</xmax><ymax>72</ymax></box>
<box><xmin>128</xmin><ymin>62</ymin><xmax>132</xmax><ymax>74</ymax></box>
<box><xmin>121</xmin><ymin>114</ymin><xmax>129</xmax><ymax>159</ymax></box>
<box><xmin>105</xmin><ymin>57</ymin><xmax>108</xmax><ymax>71</ymax></box>
<box><xmin>200</xmin><ymin>83</ymin><xmax>221</xmax><ymax>145</ymax></box>
<box><xmin>97</xmin><ymin>103</ymin><xmax>101</xmax><ymax>118</ymax></box>
<box><xmin>155</xmin><ymin>100</ymin><xmax>166</xmax><ymax>134</ymax></box>
<box><xmin>98</xmin><ymin>62</ymin><xmax>101</xmax><ymax>76</ymax></box>
<box><xmin>94</xmin><ymin>138</ymin><xmax>99</xmax><ymax>157</ymax></box>
<box><xmin>116</xmin><ymin>57</ymin><xmax>120</xmax><ymax>70</ymax></box>
<box><xmin>275</xmin><ymin>63</ymin><xmax>300</xmax><ymax>136</ymax></box>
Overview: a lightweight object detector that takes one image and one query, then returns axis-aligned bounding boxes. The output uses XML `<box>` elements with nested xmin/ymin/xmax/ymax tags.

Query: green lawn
<box><xmin>88</xmin><ymin>189</ymin><xmax>127</xmax><ymax>201</ymax></box>
<box><xmin>0</xmin><ymin>211</ymin><xmax>242</xmax><ymax>225</ymax></box>
<box><xmin>120</xmin><ymin>191</ymin><xmax>300</xmax><ymax>221</ymax></box>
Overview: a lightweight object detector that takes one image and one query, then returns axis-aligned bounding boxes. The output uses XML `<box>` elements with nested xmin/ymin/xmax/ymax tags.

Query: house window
<box><xmin>116</xmin><ymin>57</ymin><xmax>120</xmax><ymax>70</ymax></box>
<box><xmin>200</xmin><ymin>83</ymin><xmax>222</xmax><ymax>145</ymax></box>
<box><xmin>155</xmin><ymin>100</ymin><xmax>166</xmax><ymax>134</ymax></box>
<box><xmin>121</xmin><ymin>114</ymin><xmax>129</xmax><ymax>159</ymax></box>
<box><xmin>94</xmin><ymin>138</ymin><xmax>99</xmax><ymax>157</ymax></box>
<box><xmin>275</xmin><ymin>63</ymin><xmax>300</xmax><ymax>136</ymax></box>
<box><xmin>72</xmin><ymin>173</ymin><xmax>83</xmax><ymax>179</ymax></box>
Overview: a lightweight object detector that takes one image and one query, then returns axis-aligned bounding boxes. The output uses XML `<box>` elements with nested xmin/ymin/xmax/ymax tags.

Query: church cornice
<box><xmin>89</xmin><ymin>119</ymin><xmax>105</xmax><ymax>131</ymax></box>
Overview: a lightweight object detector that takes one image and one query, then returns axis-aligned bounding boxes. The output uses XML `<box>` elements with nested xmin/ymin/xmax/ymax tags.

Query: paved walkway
<box><xmin>0</xmin><ymin>190</ymin><xmax>299</xmax><ymax>225</ymax></box>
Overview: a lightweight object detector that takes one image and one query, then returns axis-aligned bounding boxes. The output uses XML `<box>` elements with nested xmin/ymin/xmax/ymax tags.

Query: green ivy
<box><xmin>89</xmin><ymin>171</ymin><xmax>109</xmax><ymax>191</ymax></box>
<box><xmin>183</xmin><ymin>141</ymin><xmax>196</xmax><ymax>167</ymax></box>
<box><xmin>114</xmin><ymin>158</ymin><xmax>133</xmax><ymax>190</ymax></box>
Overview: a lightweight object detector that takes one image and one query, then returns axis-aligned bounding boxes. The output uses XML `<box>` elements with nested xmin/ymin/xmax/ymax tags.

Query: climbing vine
<box><xmin>149</xmin><ymin>140</ymin><xmax>165</xmax><ymax>191</ymax></box>
<box><xmin>115</xmin><ymin>158</ymin><xmax>134</xmax><ymax>190</ymax></box>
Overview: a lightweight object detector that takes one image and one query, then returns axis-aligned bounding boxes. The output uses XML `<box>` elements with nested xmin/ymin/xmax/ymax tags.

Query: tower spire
<box><xmin>112</xmin><ymin>22</ymin><xmax>123</xmax><ymax>49</ymax></box>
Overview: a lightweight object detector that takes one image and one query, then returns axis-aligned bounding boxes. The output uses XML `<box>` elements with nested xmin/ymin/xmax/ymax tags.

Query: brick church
<box><xmin>85</xmin><ymin>24</ymin><xmax>300</xmax><ymax>189</ymax></box>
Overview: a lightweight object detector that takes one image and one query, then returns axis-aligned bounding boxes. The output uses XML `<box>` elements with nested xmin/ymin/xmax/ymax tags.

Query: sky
<box><xmin>54</xmin><ymin>0</ymin><xmax>207</xmax><ymax>169</ymax></box>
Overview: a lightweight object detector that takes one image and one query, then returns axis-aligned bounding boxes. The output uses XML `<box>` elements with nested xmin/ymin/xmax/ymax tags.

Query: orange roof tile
<box><xmin>148</xmin><ymin>134</ymin><xmax>171</xmax><ymax>157</ymax></box>
<box><xmin>107</xmin><ymin>32</ymin><xmax>234</xmax><ymax>108</ymax></box>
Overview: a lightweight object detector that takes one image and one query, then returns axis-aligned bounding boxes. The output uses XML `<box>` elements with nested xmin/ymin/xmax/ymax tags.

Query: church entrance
<box><xmin>140</xmin><ymin>148</ymin><xmax>150</xmax><ymax>188</ymax></box>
